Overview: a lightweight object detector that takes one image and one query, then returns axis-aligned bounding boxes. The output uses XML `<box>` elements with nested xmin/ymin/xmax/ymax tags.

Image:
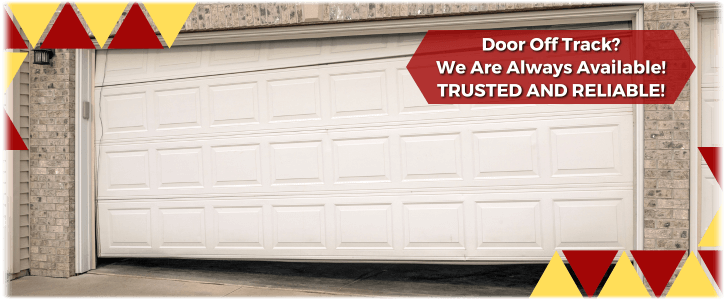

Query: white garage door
<box><xmin>95</xmin><ymin>21</ymin><xmax>635</xmax><ymax>261</ymax></box>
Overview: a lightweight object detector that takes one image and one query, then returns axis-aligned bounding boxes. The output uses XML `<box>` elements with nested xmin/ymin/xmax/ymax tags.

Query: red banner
<box><xmin>406</xmin><ymin>30</ymin><xmax>695</xmax><ymax>104</ymax></box>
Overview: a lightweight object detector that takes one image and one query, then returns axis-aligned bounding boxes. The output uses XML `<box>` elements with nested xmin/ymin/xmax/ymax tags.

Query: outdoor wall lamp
<box><xmin>33</xmin><ymin>49</ymin><xmax>55</xmax><ymax>65</ymax></box>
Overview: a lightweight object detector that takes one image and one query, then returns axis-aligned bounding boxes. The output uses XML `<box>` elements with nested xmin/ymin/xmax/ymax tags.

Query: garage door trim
<box><xmin>76</xmin><ymin>6</ymin><xmax>645</xmax><ymax>270</ymax></box>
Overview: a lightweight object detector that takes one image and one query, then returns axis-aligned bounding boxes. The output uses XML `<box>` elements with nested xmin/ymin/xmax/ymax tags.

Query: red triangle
<box><xmin>631</xmin><ymin>250</ymin><xmax>686</xmax><ymax>297</ymax></box>
<box><xmin>561</xmin><ymin>250</ymin><xmax>617</xmax><ymax>297</ymax></box>
<box><xmin>699</xmin><ymin>250</ymin><xmax>721</xmax><ymax>290</ymax></box>
<box><xmin>40</xmin><ymin>3</ymin><xmax>95</xmax><ymax>49</ymax></box>
<box><xmin>699</xmin><ymin>147</ymin><xmax>722</xmax><ymax>187</ymax></box>
<box><xmin>5</xmin><ymin>11</ymin><xmax>27</xmax><ymax>49</ymax></box>
<box><xmin>108</xmin><ymin>3</ymin><xmax>163</xmax><ymax>49</ymax></box>
<box><xmin>5</xmin><ymin>111</ymin><xmax>27</xmax><ymax>150</ymax></box>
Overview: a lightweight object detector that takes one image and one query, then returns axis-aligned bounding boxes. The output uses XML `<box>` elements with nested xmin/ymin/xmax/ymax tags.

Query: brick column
<box><xmin>28</xmin><ymin>49</ymin><xmax>76</xmax><ymax>278</ymax></box>
<box><xmin>642</xmin><ymin>2</ymin><xmax>691</xmax><ymax>295</ymax></box>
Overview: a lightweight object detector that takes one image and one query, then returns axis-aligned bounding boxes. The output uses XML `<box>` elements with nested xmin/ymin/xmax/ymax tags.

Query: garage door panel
<box><xmin>156</xmin><ymin>147</ymin><xmax>205</xmax><ymax>189</ymax></box>
<box><xmin>155</xmin><ymin>46</ymin><xmax>203</xmax><ymax>72</ymax></box>
<box><xmin>213</xmin><ymin>206</ymin><xmax>265</xmax><ymax>249</ymax></box>
<box><xmin>154</xmin><ymin>88</ymin><xmax>202</xmax><ymax>130</ymax></box>
<box><xmin>553</xmin><ymin>196</ymin><xmax>631</xmax><ymax>249</ymax></box>
<box><xmin>97</xmin><ymin>58</ymin><xmax>633</xmax><ymax>144</ymax></box>
<box><xmin>269</xmin><ymin>77</ymin><xmax>323</xmax><ymax>123</ymax></box>
<box><xmin>403</xmin><ymin>202</ymin><xmax>466</xmax><ymax>249</ymax></box>
<box><xmin>335</xmin><ymin>204</ymin><xmax>394</xmax><ymax>249</ymax></box>
<box><xmin>97</xmin><ymin>114</ymin><xmax>632</xmax><ymax>199</ymax></box>
<box><xmin>211</xmin><ymin>144</ymin><xmax>262</xmax><ymax>187</ymax></box>
<box><xmin>104</xmin><ymin>150</ymin><xmax>151</xmax><ymax>190</ymax></box>
<box><xmin>97</xmin><ymin>33</ymin><xmax>425</xmax><ymax>86</ymax></box>
<box><xmin>331</xmin><ymin>70</ymin><xmax>388</xmax><ymax>118</ymax></box>
<box><xmin>476</xmin><ymin>200</ymin><xmax>542</xmax><ymax>249</ymax></box>
<box><xmin>159</xmin><ymin>207</ymin><xmax>206</xmax><ymax>248</ymax></box>
<box><xmin>270</xmin><ymin>141</ymin><xmax>325</xmax><ymax>185</ymax></box>
<box><xmin>473</xmin><ymin>128</ymin><xmax>539</xmax><ymax>179</ymax></box>
<box><xmin>208</xmin><ymin>82</ymin><xmax>259</xmax><ymax>126</ymax></box>
<box><xmin>99</xmin><ymin>190</ymin><xmax>631</xmax><ymax>259</ymax></box>
<box><xmin>102</xmin><ymin>92</ymin><xmax>148</xmax><ymax>134</ymax></box>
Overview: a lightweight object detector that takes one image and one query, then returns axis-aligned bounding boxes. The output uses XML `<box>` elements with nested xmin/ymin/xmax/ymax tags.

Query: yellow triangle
<box><xmin>699</xmin><ymin>208</ymin><xmax>720</xmax><ymax>247</ymax></box>
<box><xmin>6</xmin><ymin>52</ymin><xmax>27</xmax><ymax>91</ymax></box>
<box><xmin>531</xmin><ymin>252</ymin><xmax>583</xmax><ymax>297</ymax></box>
<box><xmin>142</xmin><ymin>3</ymin><xmax>195</xmax><ymax>47</ymax></box>
<box><xmin>7</xmin><ymin>3</ymin><xmax>60</xmax><ymax>48</ymax></box>
<box><xmin>76</xmin><ymin>3</ymin><xmax>128</xmax><ymax>49</ymax></box>
<box><xmin>598</xmin><ymin>252</ymin><xmax>650</xmax><ymax>297</ymax></box>
<box><xmin>666</xmin><ymin>252</ymin><xmax>718</xmax><ymax>297</ymax></box>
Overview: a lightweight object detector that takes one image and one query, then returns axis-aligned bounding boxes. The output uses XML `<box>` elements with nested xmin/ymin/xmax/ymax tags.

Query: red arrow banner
<box><xmin>407</xmin><ymin>30</ymin><xmax>695</xmax><ymax>105</ymax></box>
<box><xmin>699</xmin><ymin>147</ymin><xmax>722</xmax><ymax>187</ymax></box>
<box><xmin>5</xmin><ymin>110</ymin><xmax>27</xmax><ymax>150</ymax></box>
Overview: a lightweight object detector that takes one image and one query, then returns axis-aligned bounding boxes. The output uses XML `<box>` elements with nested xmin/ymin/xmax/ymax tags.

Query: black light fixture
<box><xmin>33</xmin><ymin>49</ymin><xmax>55</xmax><ymax>65</ymax></box>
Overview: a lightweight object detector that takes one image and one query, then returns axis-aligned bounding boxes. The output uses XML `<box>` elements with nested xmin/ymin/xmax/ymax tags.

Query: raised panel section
<box><xmin>213</xmin><ymin>207</ymin><xmax>264</xmax><ymax>249</ymax></box>
<box><xmin>272</xmin><ymin>206</ymin><xmax>326</xmax><ymax>249</ymax></box>
<box><xmin>157</xmin><ymin>148</ymin><xmax>204</xmax><ymax>188</ymax></box>
<box><xmin>268</xmin><ymin>77</ymin><xmax>320</xmax><ymax>122</ymax></box>
<box><xmin>330</xmin><ymin>71</ymin><xmax>387</xmax><ymax>118</ymax></box>
<box><xmin>268</xmin><ymin>39</ymin><xmax>322</xmax><ymax>60</ymax></box>
<box><xmin>209</xmin><ymin>43</ymin><xmax>261</xmax><ymax>65</ymax></box>
<box><xmin>156</xmin><ymin>46</ymin><xmax>202</xmax><ymax>71</ymax></box>
<box><xmin>209</xmin><ymin>83</ymin><xmax>258</xmax><ymax>126</ymax></box>
<box><xmin>701</xmin><ymin>18</ymin><xmax>720</xmax><ymax>87</ymax></box>
<box><xmin>106</xmin><ymin>151</ymin><xmax>149</xmax><ymax>190</ymax></box>
<box><xmin>104</xmin><ymin>93</ymin><xmax>147</xmax><ymax>133</ymax></box>
<box><xmin>702</xmin><ymin>89</ymin><xmax>720</xmax><ymax>147</ymax></box>
<box><xmin>108</xmin><ymin>209</ymin><xmax>151</xmax><ymax>248</ymax></box>
<box><xmin>333</xmin><ymin>138</ymin><xmax>390</xmax><ymax>183</ymax></box>
<box><xmin>270</xmin><ymin>141</ymin><xmax>324</xmax><ymax>185</ymax></box>
<box><xmin>477</xmin><ymin>201</ymin><xmax>541</xmax><ymax>249</ymax></box>
<box><xmin>397</xmin><ymin>33</ymin><xmax>426</xmax><ymax>46</ymax></box>
<box><xmin>403</xmin><ymin>203</ymin><xmax>465</xmax><ymax>249</ymax></box>
<box><xmin>554</xmin><ymin>199</ymin><xmax>624</xmax><ymax>248</ymax></box>
<box><xmin>331</xmin><ymin>35</ymin><xmax>386</xmax><ymax>53</ymax></box>
<box><xmin>551</xmin><ymin>125</ymin><xmax>621</xmax><ymax>176</ymax></box>
<box><xmin>473</xmin><ymin>129</ymin><xmax>539</xmax><ymax>179</ymax></box>
<box><xmin>155</xmin><ymin>88</ymin><xmax>201</xmax><ymax>130</ymax></box>
<box><xmin>160</xmin><ymin>208</ymin><xmax>205</xmax><ymax>247</ymax></box>
<box><xmin>105</xmin><ymin>50</ymin><xmax>147</xmax><ymax>74</ymax></box>
<box><xmin>335</xmin><ymin>204</ymin><xmax>393</xmax><ymax>249</ymax></box>
<box><xmin>211</xmin><ymin>145</ymin><xmax>261</xmax><ymax>187</ymax></box>
<box><xmin>398</xmin><ymin>69</ymin><xmax>458</xmax><ymax>114</ymax></box>
<box><xmin>401</xmin><ymin>134</ymin><xmax>462</xmax><ymax>181</ymax></box>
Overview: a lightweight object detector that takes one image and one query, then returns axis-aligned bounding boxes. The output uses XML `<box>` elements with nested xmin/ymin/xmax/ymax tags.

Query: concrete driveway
<box><xmin>9</xmin><ymin>258</ymin><xmax>569</xmax><ymax>297</ymax></box>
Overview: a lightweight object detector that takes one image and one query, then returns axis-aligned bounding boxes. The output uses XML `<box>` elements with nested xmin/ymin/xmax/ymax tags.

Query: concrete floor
<box><xmin>9</xmin><ymin>258</ymin><xmax>593</xmax><ymax>297</ymax></box>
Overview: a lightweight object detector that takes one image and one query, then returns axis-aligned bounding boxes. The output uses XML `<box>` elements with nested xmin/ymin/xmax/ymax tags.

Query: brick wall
<box><xmin>175</xmin><ymin>3</ymin><xmax>610</xmax><ymax>32</ymax></box>
<box><xmin>28</xmin><ymin>49</ymin><xmax>76</xmax><ymax>278</ymax></box>
<box><xmin>70</xmin><ymin>3</ymin><xmax>615</xmax><ymax>38</ymax></box>
<box><xmin>642</xmin><ymin>2</ymin><xmax>691</xmax><ymax>294</ymax></box>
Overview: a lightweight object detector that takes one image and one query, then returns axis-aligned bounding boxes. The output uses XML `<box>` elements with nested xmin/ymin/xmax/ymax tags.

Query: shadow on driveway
<box><xmin>88</xmin><ymin>258</ymin><xmax>609</xmax><ymax>297</ymax></box>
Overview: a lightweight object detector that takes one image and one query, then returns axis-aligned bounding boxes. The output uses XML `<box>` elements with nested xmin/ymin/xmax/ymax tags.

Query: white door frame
<box><xmin>75</xmin><ymin>49</ymin><xmax>96</xmax><ymax>274</ymax></box>
<box><xmin>75</xmin><ymin>4</ymin><xmax>645</xmax><ymax>270</ymax></box>
<box><xmin>690</xmin><ymin>3</ymin><xmax>720</xmax><ymax>252</ymax></box>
